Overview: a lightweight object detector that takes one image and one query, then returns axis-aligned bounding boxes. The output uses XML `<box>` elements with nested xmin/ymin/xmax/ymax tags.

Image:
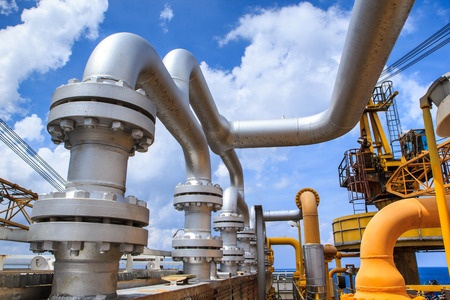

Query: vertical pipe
<box><xmin>421</xmin><ymin>104</ymin><xmax>450</xmax><ymax>275</ymax></box>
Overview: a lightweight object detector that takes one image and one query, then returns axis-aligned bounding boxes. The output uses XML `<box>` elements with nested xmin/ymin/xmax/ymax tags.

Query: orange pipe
<box><xmin>354</xmin><ymin>196</ymin><xmax>446</xmax><ymax>300</ymax></box>
<box><xmin>296</xmin><ymin>188</ymin><xmax>320</xmax><ymax>244</ymax></box>
<box><xmin>267</xmin><ymin>237</ymin><xmax>302</xmax><ymax>283</ymax></box>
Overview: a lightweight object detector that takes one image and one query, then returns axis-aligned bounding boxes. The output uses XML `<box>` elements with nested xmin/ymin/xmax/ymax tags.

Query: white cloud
<box><xmin>0</xmin><ymin>0</ymin><xmax>108</xmax><ymax>120</ymax></box>
<box><xmin>159</xmin><ymin>4</ymin><xmax>174</xmax><ymax>33</ymax></box>
<box><xmin>13</xmin><ymin>113</ymin><xmax>44</xmax><ymax>142</ymax></box>
<box><xmin>205</xmin><ymin>3</ymin><xmax>349</xmax><ymax>121</ymax></box>
<box><xmin>0</xmin><ymin>0</ymin><xmax>17</xmax><ymax>15</ymax></box>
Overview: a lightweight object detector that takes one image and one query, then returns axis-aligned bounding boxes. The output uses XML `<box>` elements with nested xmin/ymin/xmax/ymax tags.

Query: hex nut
<box><xmin>60</xmin><ymin>119</ymin><xmax>75</xmax><ymax>132</ymax></box>
<box><xmin>131</xmin><ymin>129</ymin><xmax>144</xmax><ymax>140</ymax></box>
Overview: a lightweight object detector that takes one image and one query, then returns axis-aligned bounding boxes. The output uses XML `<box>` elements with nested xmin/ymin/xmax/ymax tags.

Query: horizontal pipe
<box><xmin>177</xmin><ymin>0</ymin><xmax>414</xmax><ymax>153</ymax></box>
<box><xmin>263</xmin><ymin>209</ymin><xmax>302</xmax><ymax>222</ymax></box>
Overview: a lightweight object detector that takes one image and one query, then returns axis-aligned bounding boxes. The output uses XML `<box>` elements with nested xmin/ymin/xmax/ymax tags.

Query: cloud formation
<box><xmin>0</xmin><ymin>0</ymin><xmax>108</xmax><ymax>120</ymax></box>
<box><xmin>159</xmin><ymin>4</ymin><xmax>174</xmax><ymax>33</ymax></box>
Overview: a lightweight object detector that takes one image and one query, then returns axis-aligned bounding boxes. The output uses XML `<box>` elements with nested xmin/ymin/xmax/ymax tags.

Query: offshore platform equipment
<box><xmin>20</xmin><ymin>0</ymin><xmax>415</xmax><ymax>298</ymax></box>
<box><xmin>338</xmin><ymin>81</ymin><xmax>404</xmax><ymax>213</ymax></box>
<box><xmin>0</xmin><ymin>178</ymin><xmax>37</xmax><ymax>231</ymax></box>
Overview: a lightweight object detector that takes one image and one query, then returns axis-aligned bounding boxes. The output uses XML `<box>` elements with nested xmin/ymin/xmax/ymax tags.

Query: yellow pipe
<box><xmin>267</xmin><ymin>237</ymin><xmax>302</xmax><ymax>284</ymax></box>
<box><xmin>354</xmin><ymin>196</ymin><xmax>447</xmax><ymax>300</ymax></box>
<box><xmin>421</xmin><ymin>104</ymin><xmax>450</xmax><ymax>275</ymax></box>
<box><xmin>296</xmin><ymin>188</ymin><xmax>320</xmax><ymax>244</ymax></box>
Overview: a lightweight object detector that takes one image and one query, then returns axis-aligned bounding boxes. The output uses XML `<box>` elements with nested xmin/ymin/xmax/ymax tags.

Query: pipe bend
<box><xmin>355</xmin><ymin>197</ymin><xmax>444</xmax><ymax>299</ymax></box>
<box><xmin>296</xmin><ymin>188</ymin><xmax>320</xmax><ymax>244</ymax></box>
<box><xmin>163</xmin><ymin>49</ymin><xmax>233</xmax><ymax>155</ymax></box>
<box><xmin>83</xmin><ymin>32</ymin><xmax>212</xmax><ymax>182</ymax></box>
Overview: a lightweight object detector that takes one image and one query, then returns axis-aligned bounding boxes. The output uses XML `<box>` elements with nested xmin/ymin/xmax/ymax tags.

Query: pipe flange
<box><xmin>48</xmin><ymin>79</ymin><xmax>156</xmax><ymax>153</ymax></box>
<box><xmin>295</xmin><ymin>188</ymin><xmax>320</xmax><ymax>209</ymax></box>
<box><xmin>172</xmin><ymin>238</ymin><xmax>222</xmax><ymax>249</ymax></box>
<box><xmin>173</xmin><ymin>183</ymin><xmax>223</xmax><ymax>210</ymax></box>
<box><xmin>32</xmin><ymin>192</ymin><xmax>149</xmax><ymax>227</ymax></box>
<box><xmin>29</xmin><ymin>190</ymin><xmax>150</xmax><ymax>255</ymax></box>
<box><xmin>213</xmin><ymin>214</ymin><xmax>245</xmax><ymax>231</ymax></box>
<box><xmin>237</xmin><ymin>228</ymin><xmax>256</xmax><ymax>241</ymax></box>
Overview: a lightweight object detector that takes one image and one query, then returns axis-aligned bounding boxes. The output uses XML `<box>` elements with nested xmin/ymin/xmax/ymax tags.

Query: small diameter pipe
<box><xmin>421</xmin><ymin>101</ymin><xmax>450</xmax><ymax>276</ymax></box>
<box><xmin>355</xmin><ymin>197</ymin><xmax>446</xmax><ymax>299</ymax></box>
<box><xmin>267</xmin><ymin>237</ymin><xmax>302</xmax><ymax>285</ymax></box>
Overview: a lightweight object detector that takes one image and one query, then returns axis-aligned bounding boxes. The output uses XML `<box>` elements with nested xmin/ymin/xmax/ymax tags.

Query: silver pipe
<box><xmin>164</xmin><ymin>49</ymin><xmax>252</xmax><ymax>228</ymax></box>
<box><xmin>181</xmin><ymin>0</ymin><xmax>414</xmax><ymax>152</ymax></box>
<box><xmin>84</xmin><ymin>33</ymin><xmax>211</xmax><ymax>183</ymax></box>
<box><xmin>304</xmin><ymin>244</ymin><xmax>327</xmax><ymax>300</ymax></box>
<box><xmin>83</xmin><ymin>33</ymin><xmax>223</xmax><ymax>281</ymax></box>
<box><xmin>263</xmin><ymin>209</ymin><xmax>302</xmax><ymax>222</ymax></box>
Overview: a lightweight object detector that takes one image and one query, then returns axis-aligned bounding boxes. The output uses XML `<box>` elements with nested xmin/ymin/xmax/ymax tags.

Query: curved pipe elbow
<box><xmin>297</xmin><ymin>188</ymin><xmax>320</xmax><ymax>244</ymax></box>
<box><xmin>83</xmin><ymin>33</ymin><xmax>212</xmax><ymax>182</ymax></box>
<box><xmin>163</xmin><ymin>49</ymin><xmax>233</xmax><ymax>155</ymax></box>
<box><xmin>355</xmin><ymin>197</ymin><xmax>444</xmax><ymax>299</ymax></box>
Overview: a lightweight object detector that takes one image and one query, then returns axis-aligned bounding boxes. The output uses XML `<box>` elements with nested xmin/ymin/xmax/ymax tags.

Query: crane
<box><xmin>0</xmin><ymin>118</ymin><xmax>66</xmax><ymax>230</ymax></box>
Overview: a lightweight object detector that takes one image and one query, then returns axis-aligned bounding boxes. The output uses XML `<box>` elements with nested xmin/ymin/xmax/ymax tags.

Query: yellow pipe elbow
<box><xmin>268</xmin><ymin>237</ymin><xmax>302</xmax><ymax>282</ymax></box>
<box><xmin>296</xmin><ymin>188</ymin><xmax>320</xmax><ymax>244</ymax></box>
<box><xmin>355</xmin><ymin>196</ymin><xmax>445</xmax><ymax>299</ymax></box>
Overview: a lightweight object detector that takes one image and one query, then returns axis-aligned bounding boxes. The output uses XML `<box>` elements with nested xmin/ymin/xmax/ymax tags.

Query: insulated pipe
<box><xmin>354</xmin><ymin>197</ymin><xmax>445</xmax><ymax>300</ymax></box>
<box><xmin>169</xmin><ymin>0</ymin><xmax>414</xmax><ymax>153</ymax></box>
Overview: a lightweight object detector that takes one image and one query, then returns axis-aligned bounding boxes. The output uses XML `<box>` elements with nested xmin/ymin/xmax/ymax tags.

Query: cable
<box><xmin>0</xmin><ymin>119</ymin><xmax>66</xmax><ymax>192</ymax></box>
<box><xmin>378</xmin><ymin>22</ymin><xmax>450</xmax><ymax>83</ymax></box>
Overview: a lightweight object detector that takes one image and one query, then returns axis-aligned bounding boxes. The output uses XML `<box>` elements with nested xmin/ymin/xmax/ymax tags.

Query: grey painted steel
<box><xmin>172</xmin><ymin>183</ymin><xmax>223</xmax><ymax>280</ymax></box>
<box><xmin>213</xmin><ymin>187</ymin><xmax>245</xmax><ymax>275</ymax></box>
<box><xmin>163</xmin><ymin>0</ymin><xmax>414</xmax><ymax>154</ymax></box>
<box><xmin>31</xmin><ymin>42</ymin><xmax>154</xmax><ymax>298</ymax></box>
<box><xmin>304</xmin><ymin>244</ymin><xmax>327</xmax><ymax>300</ymax></box>
<box><xmin>82</xmin><ymin>33</ymin><xmax>223</xmax><ymax>281</ymax></box>
<box><xmin>263</xmin><ymin>209</ymin><xmax>302</xmax><ymax>222</ymax></box>
<box><xmin>254</xmin><ymin>205</ymin><xmax>266</xmax><ymax>300</ymax></box>
<box><xmin>0</xmin><ymin>227</ymin><xmax>28</xmax><ymax>242</ymax></box>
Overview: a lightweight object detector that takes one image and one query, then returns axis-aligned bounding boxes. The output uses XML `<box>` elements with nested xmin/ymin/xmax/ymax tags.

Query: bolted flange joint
<box><xmin>29</xmin><ymin>190</ymin><xmax>149</xmax><ymax>256</ymax></box>
<box><xmin>48</xmin><ymin>76</ymin><xmax>156</xmax><ymax>154</ymax></box>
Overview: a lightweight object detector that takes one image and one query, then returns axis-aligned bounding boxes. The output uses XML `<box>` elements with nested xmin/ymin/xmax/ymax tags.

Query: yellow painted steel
<box><xmin>267</xmin><ymin>237</ymin><xmax>302</xmax><ymax>285</ymax></box>
<box><xmin>295</xmin><ymin>188</ymin><xmax>320</xmax><ymax>244</ymax></box>
<box><xmin>422</xmin><ymin>104</ymin><xmax>450</xmax><ymax>276</ymax></box>
<box><xmin>332</xmin><ymin>212</ymin><xmax>443</xmax><ymax>252</ymax></box>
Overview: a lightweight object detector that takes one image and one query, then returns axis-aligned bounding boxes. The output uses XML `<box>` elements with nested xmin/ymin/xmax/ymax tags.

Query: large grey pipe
<box><xmin>163</xmin><ymin>49</ymin><xmax>249</xmax><ymax>223</ymax></box>
<box><xmin>84</xmin><ymin>33</ymin><xmax>223</xmax><ymax>280</ymax></box>
<box><xmin>179</xmin><ymin>0</ymin><xmax>414</xmax><ymax>154</ymax></box>
<box><xmin>83</xmin><ymin>33</ymin><xmax>211</xmax><ymax>183</ymax></box>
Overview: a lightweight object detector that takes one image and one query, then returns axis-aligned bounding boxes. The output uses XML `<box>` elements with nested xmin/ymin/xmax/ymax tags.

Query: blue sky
<box><xmin>0</xmin><ymin>0</ymin><xmax>449</xmax><ymax>269</ymax></box>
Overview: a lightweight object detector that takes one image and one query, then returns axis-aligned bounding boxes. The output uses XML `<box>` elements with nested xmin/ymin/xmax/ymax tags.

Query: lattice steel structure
<box><xmin>0</xmin><ymin>177</ymin><xmax>38</xmax><ymax>230</ymax></box>
<box><xmin>386</xmin><ymin>139</ymin><xmax>450</xmax><ymax>198</ymax></box>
